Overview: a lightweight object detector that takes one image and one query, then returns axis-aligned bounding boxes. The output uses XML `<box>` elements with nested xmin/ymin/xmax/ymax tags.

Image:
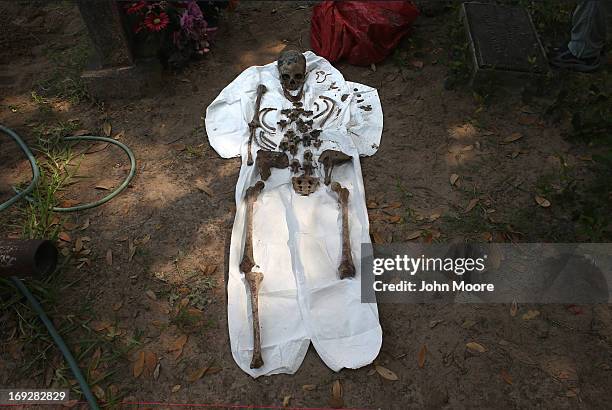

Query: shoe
<box><xmin>550</xmin><ymin>45</ymin><xmax>602</xmax><ymax>73</ymax></box>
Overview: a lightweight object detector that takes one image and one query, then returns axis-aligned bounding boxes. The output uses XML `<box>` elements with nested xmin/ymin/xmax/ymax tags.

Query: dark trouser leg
<box><xmin>568</xmin><ymin>1</ymin><xmax>608</xmax><ymax>59</ymax></box>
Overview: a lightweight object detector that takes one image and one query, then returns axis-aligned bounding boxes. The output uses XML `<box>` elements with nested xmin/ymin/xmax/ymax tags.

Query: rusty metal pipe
<box><xmin>0</xmin><ymin>239</ymin><xmax>58</xmax><ymax>278</ymax></box>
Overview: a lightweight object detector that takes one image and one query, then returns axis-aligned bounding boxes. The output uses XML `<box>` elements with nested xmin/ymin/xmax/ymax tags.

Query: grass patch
<box><xmin>35</xmin><ymin>35</ymin><xmax>92</xmax><ymax>104</ymax></box>
<box><xmin>0</xmin><ymin>121</ymin><xmax>133</xmax><ymax>404</ymax></box>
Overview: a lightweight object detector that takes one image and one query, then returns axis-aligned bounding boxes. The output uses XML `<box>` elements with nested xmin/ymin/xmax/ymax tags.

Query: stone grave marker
<box><xmin>461</xmin><ymin>2</ymin><xmax>549</xmax><ymax>89</ymax></box>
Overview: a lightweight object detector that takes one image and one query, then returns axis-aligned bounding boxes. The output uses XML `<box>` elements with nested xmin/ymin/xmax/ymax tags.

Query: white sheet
<box><xmin>205</xmin><ymin>51</ymin><xmax>383</xmax><ymax>377</ymax></box>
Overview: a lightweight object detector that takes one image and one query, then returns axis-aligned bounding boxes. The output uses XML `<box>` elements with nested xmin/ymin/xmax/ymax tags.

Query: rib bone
<box><xmin>331</xmin><ymin>182</ymin><xmax>355</xmax><ymax>279</ymax></box>
<box><xmin>247</xmin><ymin>85</ymin><xmax>267</xmax><ymax>166</ymax></box>
<box><xmin>319</xmin><ymin>96</ymin><xmax>336</xmax><ymax>128</ymax></box>
<box><xmin>259</xmin><ymin>108</ymin><xmax>277</xmax><ymax>132</ymax></box>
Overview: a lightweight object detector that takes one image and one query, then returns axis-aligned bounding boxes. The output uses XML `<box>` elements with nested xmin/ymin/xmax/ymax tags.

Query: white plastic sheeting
<box><xmin>205</xmin><ymin>51</ymin><xmax>383</xmax><ymax>377</ymax></box>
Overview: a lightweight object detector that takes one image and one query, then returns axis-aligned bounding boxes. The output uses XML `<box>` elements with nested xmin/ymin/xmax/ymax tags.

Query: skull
<box><xmin>277</xmin><ymin>48</ymin><xmax>306</xmax><ymax>92</ymax></box>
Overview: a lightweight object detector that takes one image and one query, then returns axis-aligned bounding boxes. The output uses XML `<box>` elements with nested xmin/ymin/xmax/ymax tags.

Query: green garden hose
<box><xmin>1</xmin><ymin>125</ymin><xmax>137</xmax><ymax>410</ymax></box>
<box><xmin>10</xmin><ymin>277</ymin><xmax>100</xmax><ymax>410</ymax></box>
<box><xmin>15</xmin><ymin>135</ymin><xmax>137</xmax><ymax>212</ymax></box>
<box><xmin>0</xmin><ymin>125</ymin><xmax>40</xmax><ymax>212</ymax></box>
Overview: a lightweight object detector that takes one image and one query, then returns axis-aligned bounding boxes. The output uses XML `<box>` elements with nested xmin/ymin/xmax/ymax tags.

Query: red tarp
<box><xmin>311</xmin><ymin>1</ymin><xmax>419</xmax><ymax>66</ymax></box>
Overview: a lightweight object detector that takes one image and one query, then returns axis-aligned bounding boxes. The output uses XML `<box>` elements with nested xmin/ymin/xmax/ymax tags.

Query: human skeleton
<box><xmin>242</xmin><ymin>48</ymin><xmax>361</xmax><ymax>368</ymax></box>
<box><xmin>206</xmin><ymin>50</ymin><xmax>382</xmax><ymax>377</ymax></box>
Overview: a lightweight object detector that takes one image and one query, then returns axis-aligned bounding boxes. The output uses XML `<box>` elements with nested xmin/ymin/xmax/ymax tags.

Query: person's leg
<box><xmin>568</xmin><ymin>0</ymin><xmax>607</xmax><ymax>59</ymax></box>
<box><xmin>551</xmin><ymin>1</ymin><xmax>607</xmax><ymax>72</ymax></box>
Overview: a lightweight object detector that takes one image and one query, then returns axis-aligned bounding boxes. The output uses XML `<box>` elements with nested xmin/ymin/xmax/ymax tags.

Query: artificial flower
<box><xmin>125</xmin><ymin>1</ymin><xmax>146</xmax><ymax>15</ymax></box>
<box><xmin>144</xmin><ymin>11</ymin><xmax>170</xmax><ymax>32</ymax></box>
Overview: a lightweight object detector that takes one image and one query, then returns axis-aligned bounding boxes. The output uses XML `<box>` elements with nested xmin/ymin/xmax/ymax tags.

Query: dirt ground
<box><xmin>1</xmin><ymin>1</ymin><xmax>611</xmax><ymax>409</ymax></box>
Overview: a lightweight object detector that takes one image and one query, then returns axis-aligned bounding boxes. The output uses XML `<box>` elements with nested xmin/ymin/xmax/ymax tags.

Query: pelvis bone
<box><xmin>256</xmin><ymin>150</ymin><xmax>289</xmax><ymax>181</ymax></box>
<box><xmin>292</xmin><ymin>150</ymin><xmax>319</xmax><ymax>196</ymax></box>
<box><xmin>318</xmin><ymin>150</ymin><xmax>352</xmax><ymax>186</ymax></box>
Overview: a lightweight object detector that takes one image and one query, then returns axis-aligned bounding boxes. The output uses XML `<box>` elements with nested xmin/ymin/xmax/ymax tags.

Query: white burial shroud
<box><xmin>205</xmin><ymin>51</ymin><xmax>383</xmax><ymax>377</ymax></box>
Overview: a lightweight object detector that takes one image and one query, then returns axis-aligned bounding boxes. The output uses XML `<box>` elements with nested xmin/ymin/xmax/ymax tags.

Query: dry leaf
<box><xmin>522</xmin><ymin>309</ymin><xmax>540</xmax><ymax>320</ymax></box>
<box><xmin>566</xmin><ymin>387</ymin><xmax>579</xmax><ymax>397</ymax></box>
<box><xmin>60</xmin><ymin>199</ymin><xmax>80</xmax><ymax>207</ymax></box>
<box><xmin>450</xmin><ymin>174</ymin><xmax>460</xmax><ymax>186</ymax></box>
<box><xmin>502</xmin><ymin>133</ymin><xmax>523</xmax><ymax>144</ymax></box>
<box><xmin>542</xmin><ymin>357</ymin><xmax>578</xmax><ymax>381</ymax></box>
<box><xmin>74</xmin><ymin>237</ymin><xmax>83</xmax><ymax>252</ymax></box>
<box><xmin>535</xmin><ymin>195</ymin><xmax>551</xmax><ymax>208</ymax></box>
<box><xmin>153</xmin><ymin>362</ymin><xmax>161</xmax><ymax>380</ymax></box>
<box><xmin>72</xmin><ymin>129</ymin><xmax>91</xmax><ymax>137</ymax></box>
<box><xmin>418</xmin><ymin>344</ymin><xmax>427</xmax><ymax>368</ymax></box>
<box><xmin>95</xmin><ymin>184</ymin><xmax>110</xmax><ymax>191</ymax></box>
<box><xmin>329</xmin><ymin>379</ymin><xmax>344</xmax><ymax>408</ymax></box>
<box><xmin>80</xmin><ymin>218</ymin><xmax>90</xmax><ymax>230</ymax></box>
<box><xmin>90</xmin><ymin>347</ymin><xmax>102</xmax><ymax>370</ymax></box>
<box><xmin>406</xmin><ymin>230</ymin><xmax>422</xmax><ymax>241</ymax></box>
<box><xmin>371</xmin><ymin>231</ymin><xmax>385</xmax><ymax>244</ymax></box>
<box><xmin>133</xmin><ymin>351</ymin><xmax>145</xmax><ymax>378</ymax></box>
<box><xmin>466</xmin><ymin>342</ymin><xmax>487</xmax><ymax>353</ymax></box>
<box><xmin>58</xmin><ymin>232</ymin><xmax>71</xmax><ymax>242</ymax></box>
<box><xmin>282</xmin><ymin>395</ymin><xmax>291</xmax><ymax>407</ymax></box>
<box><xmin>464</xmin><ymin>198</ymin><xmax>479</xmax><ymax>213</ymax></box>
<box><xmin>169</xmin><ymin>335</ymin><xmax>188</xmax><ymax>360</ymax></box>
<box><xmin>129</xmin><ymin>239</ymin><xmax>137</xmax><ymax>262</ymax></box>
<box><xmin>375</xmin><ymin>365</ymin><xmax>399</xmax><ymax>381</ymax></box>
<box><xmin>510</xmin><ymin>300</ymin><xmax>518</xmax><ymax>317</ymax></box>
<box><xmin>501</xmin><ymin>369</ymin><xmax>513</xmax><ymax>385</ymax></box>
<box><xmin>384</xmin><ymin>201</ymin><xmax>402</xmax><ymax>209</ymax></box>
<box><xmin>91</xmin><ymin>320</ymin><xmax>111</xmax><ymax>331</ymax></box>
<box><xmin>106</xmin><ymin>249</ymin><xmax>113</xmax><ymax>266</ymax></box>
<box><xmin>482</xmin><ymin>232</ymin><xmax>493</xmax><ymax>242</ymax></box>
<box><xmin>102</xmin><ymin>122</ymin><xmax>112</xmax><ymax>137</ymax></box>
<box><xmin>187</xmin><ymin>366</ymin><xmax>209</xmax><ymax>382</ymax></box>
<box><xmin>144</xmin><ymin>351</ymin><xmax>157</xmax><ymax>378</ymax></box>
<box><xmin>196</xmin><ymin>181</ymin><xmax>214</xmax><ymax>197</ymax></box>
<box><xmin>92</xmin><ymin>385</ymin><xmax>105</xmax><ymax>400</ymax></box>
<box><xmin>366</xmin><ymin>200</ymin><xmax>379</xmax><ymax>209</ymax></box>
<box><xmin>488</xmin><ymin>245</ymin><xmax>502</xmax><ymax>269</ymax></box>
<box><xmin>204</xmin><ymin>265</ymin><xmax>217</xmax><ymax>275</ymax></box>
<box><xmin>62</xmin><ymin>399</ymin><xmax>80</xmax><ymax>408</ymax></box>
<box><xmin>171</xmin><ymin>385</ymin><xmax>181</xmax><ymax>393</ymax></box>
<box><xmin>145</xmin><ymin>290</ymin><xmax>157</xmax><ymax>300</ymax></box>
<box><xmin>62</xmin><ymin>221</ymin><xmax>76</xmax><ymax>230</ymax></box>
<box><xmin>303</xmin><ymin>384</ymin><xmax>317</xmax><ymax>391</ymax></box>
<box><xmin>429</xmin><ymin>319</ymin><xmax>444</xmax><ymax>329</ymax></box>
<box><xmin>112</xmin><ymin>300</ymin><xmax>122</xmax><ymax>311</ymax></box>
<box><xmin>387</xmin><ymin>215</ymin><xmax>402</xmax><ymax>224</ymax></box>
<box><xmin>332</xmin><ymin>380</ymin><xmax>342</xmax><ymax>398</ymax></box>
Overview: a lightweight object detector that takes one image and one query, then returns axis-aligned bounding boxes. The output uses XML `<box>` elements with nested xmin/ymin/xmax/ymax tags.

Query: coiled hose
<box><xmin>1</xmin><ymin>125</ymin><xmax>137</xmax><ymax>409</ymax></box>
